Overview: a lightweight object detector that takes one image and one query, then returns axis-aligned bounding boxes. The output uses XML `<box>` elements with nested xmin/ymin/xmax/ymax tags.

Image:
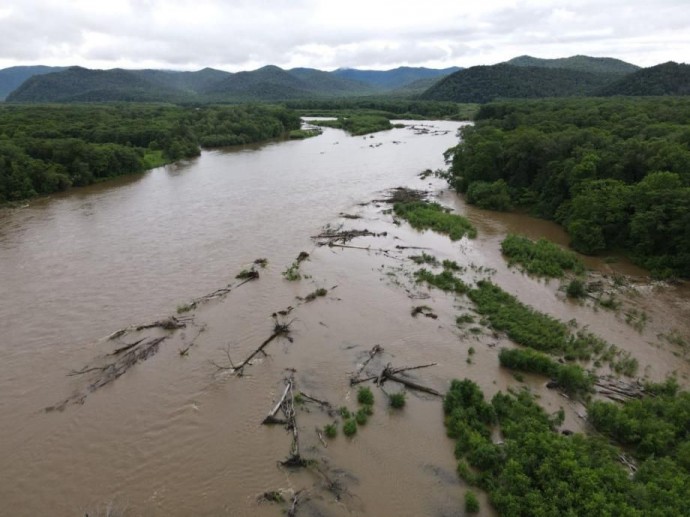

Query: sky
<box><xmin>0</xmin><ymin>0</ymin><xmax>688</xmax><ymax>72</ymax></box>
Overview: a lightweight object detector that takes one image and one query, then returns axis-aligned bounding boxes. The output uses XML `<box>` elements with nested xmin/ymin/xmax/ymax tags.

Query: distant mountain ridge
<box><xmin>505</xmin><ymin>55</ymin><xmax>640</xmax><ymax>75</ymax></box>
<box><xmin>420</xmin><ymin>64</ymin><xmax>615</xmax><ymax>103</ymax></box>
<box><xmin>0</xmin><ymin>65</ymin><xmax>67</xmax><ymax>100</ymax></box>
<box><xmin>4</xmin><ymin>64</ymin><xmax>459</xmax><ymax>103</ymax></box>
<box><xmin>596</xmin><ymin>62</ymin><xmax>690</xmax><ymax>96</ymax></box>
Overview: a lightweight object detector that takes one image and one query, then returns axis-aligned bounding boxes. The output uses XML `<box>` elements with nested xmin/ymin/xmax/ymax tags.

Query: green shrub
<box><xmin>324</xmin><ymin>423</ymin><xmax>337</xmax><ymax>438</ymax></box>
<box><xmin>389</xmin><ymin>392</ymin><xmax>406</xmax><ymax>409</ymax></box>
<box><xmin>464</xmin><ymin>491</ymin><xmax>480</xmax><ymax>513</ymax></box>
<box><xmin>394</xmin><ymin>201</ymin><xmax>477</xmax><ymax>240</ymax></box>
<box><xmin>355</xmin><ymin>408</ymin><xmax>369</xmax><ymax>425</ymax></box>
<box><xmin>566</xmin><ymin>278</ymin><xmax>587</xmax><ymax>298</ymax></box>
<box><xmin>357</xmin><ymin>386</ymin><xmax>374</xmax><ymax>405</ymax></box>
<box><xmin>501</xmin><ymin>234</ymin><xmax>584</xmax><ymax>278</ymax></box>
<box><xmin>466</xmin><ymin>179</ymin><xmax>512</xmax><ymax>211</ymax></box>
<box><xmin>415</xmin><ymin>268</ymin><xmax>468</xmax><ymax>294</ymax></box>
<box><xmin>343</xmin><ymin>419</ymin><xmax>357</xmax><ymax>437</ymax></box>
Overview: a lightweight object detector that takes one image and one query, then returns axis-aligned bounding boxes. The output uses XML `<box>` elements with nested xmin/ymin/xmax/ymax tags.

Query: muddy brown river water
<box><xmin>1</xmin><ymin>121</ymin><xmax>689</xmax><ymax>516</ymax></box>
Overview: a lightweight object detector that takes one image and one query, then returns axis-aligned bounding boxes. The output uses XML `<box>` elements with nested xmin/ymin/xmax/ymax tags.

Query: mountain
<box><xmin>288</xmin><ymin>68</ymin><xmax>374</xmax><ymax>95</ymax></box>
<box><xmin>332</xmin><ymin>66</ymin><xmax>461</xmax><ymax>90</ymax></box>
<box><xmin>201</xmin><ymin>65</ymin><xmax>320</xmax><ymax>100</ymax></box>
<box><xmin>596</xmin><ymin>62</ymin><xmax>690</xmax><ymax>96</ymax></box>
<box><xmin>505</xmin><ymin>55</ymin><xmax>639</xmax><ymax>75</ymax></box>
<box><xmin>0</xmin><ymin>65</ymin><xmax>67</xmax><ymax>100</ymax></box>
<box><xmin>6</xmin><ymin>66</ymin><xmax>185</xmax><ymax>102</ymax></box>
<box><xmin>132</xmin><ymin>67</ymin><xmax>231</xmax><ymax>94</ymax></box>
<box><xmin>420</xmin><ymin>64</ymin><xmax>617</xmax><ymax>103</ymax></box>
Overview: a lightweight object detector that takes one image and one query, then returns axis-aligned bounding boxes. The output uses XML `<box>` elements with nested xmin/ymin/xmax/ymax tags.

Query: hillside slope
<box><xmin>597</xmin><ymin>62</ymin><xmax>690</xmax><ymax>96</ymax></box>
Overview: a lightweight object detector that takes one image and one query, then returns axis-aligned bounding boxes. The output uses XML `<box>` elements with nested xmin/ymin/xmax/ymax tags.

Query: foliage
<box><xmin>500</xmin><ymin>234</ymin><xmax>584</xmax><ymax>278</ymax></box>
<box><xmin>409</xmin><ymin>252</ymin><xmax>439</xmax><ymax>266</ymax></box>
<box><xmin>343</xmin><ymin>419</ymin><xmax>357</xmax><ymax>437</ymax></box>
<box><xmin>355</xmin><ymin>408</ymin><xmax>369</xmax><ymax>425</ymax></box>
<box><xmin>311</xmin><ymin>114</ymin><xmax>392</xmax><ymax>135</ymax></box>
<box><xmin>394</xmin><ymin>201</ymin><xmax>477</xmax><ymax>240</ymax></box>
<box><xmin>466</xmin><ymin>179</ymin><xmax>512</xmax><ymax>210</ymax></box>
<box><xmin>357</xmin><ymin>386</ymin><xmax>374</xmax><ymax>406</ymax></box>
<box><xmin>566</xmin><ymin>278</ymin><xmax>587</xmax><ymax>298</ymax></box>
<box><xmin>421</xmin><ymin>64</ymin><xmax>616</xmax><ymax>103</ymax></box>
<box><xmin>323</xmin><ymin>423</ymin><xmax>337</xmax><ymax>438</ymax></box>
<box><xmin>288</xmin><ymin>128</ymin><xmax>321</xmax><ymax>139</ymax></box>
<box><xmin>389</xmin><ymin>392</ymin><xmax>406</xmax><ymax>409</ymax></box>
<box><xmin>444</xmin><ymin>378</ymin><xmax>690</xmax><ymax>516</ymax></box>
<box><xmin>414</xmin><ymin>268</ymin><xmax>468</xmax><ymax>294</ymax></box>
<box><xmin>505</xmin><ymin>55</ymin><xmax>640</xmax><ymax>75</ymax></box>
<box><xmin>498</xmin><ymin>348</ymin><xmax>594</xmax><ymax>397</ymax></box>
<box><xmin>0</xmin><ymin>103</ymin><xmax>300</xmax><ymax>203</ymax></box>
<box><xmin>289</xmin><ymin>98</ymin><xmax>478</xmax><ymax>121</ymax></box>
<box><xmin>464</xmin><ymin>491</ymin><xmax>480</xmax><ymax>513</ymax></box>
<box><xmin>597</xmin><ymin>62</ymin><xmax>690</xmax><ymax>96</ymax></box>
<box><xmin>445</xmin><ymin>97</ymin><xmax>690</xmax><ymax>277</ymax></box>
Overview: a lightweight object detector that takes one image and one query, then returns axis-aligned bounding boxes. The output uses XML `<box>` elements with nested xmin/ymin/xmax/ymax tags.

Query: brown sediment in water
<box><xmin>1</xmin><ymin>120</ymin><xmax>688</xmax><ymax>516</ymax></box>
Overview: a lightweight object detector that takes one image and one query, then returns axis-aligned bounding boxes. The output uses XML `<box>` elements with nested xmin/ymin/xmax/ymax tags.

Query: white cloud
<box><xmin>0</xmin><ymin>0</ymin><xmax>687</xmax><ymax>70</ymax></box>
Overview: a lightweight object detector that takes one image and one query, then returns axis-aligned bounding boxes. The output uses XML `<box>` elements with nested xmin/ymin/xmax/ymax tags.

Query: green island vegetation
<box><xmin>394</xmin><ymin>201</ymin><xmax>477</xmax><ymax>240</ymax></box>
<box><xmin>415</xmin><ymin>268</ymin><xmax>468</xmax><ymax>295</ymax></box>
<box><xmin>445</xmin><ymin>97</ymin><xmax>690</xmax><ymax>278</ymax></box>
<box><xmin>286</xmin><ymin>98</ymin><xmax>479</xmax><ymax>121</ymax></box>
<box><xmin>498</xmin><ymin>348</ymin><xmax>594</xmax><ymax>397</ymax></box>
<box><xmin>444</xmin><ymin>378</ymin><xmax>690</xmax><ymax>516</ymax></box>
<box><xmin>389</xmin><ymin>392</ymin><xmax>406</xmax><ymax>409</ymax></box>
<box><xmin>0</xmin><ymin>103</ymin><xmax>300</xmax><ymax>203</ymax></box>
<box><xmin>288</xmin><ymin>128</ymin><xmax>321</xmax><ymax>139</ymax></box>
<box><xmin>500</xmin><ymin>234</ymin><xmax>585</xmax><ymax>278</ymax></box>
<box><xmin>311</xmin><ymin>114</ymin><xmax>392</xmax><ymax>135</ymax></box>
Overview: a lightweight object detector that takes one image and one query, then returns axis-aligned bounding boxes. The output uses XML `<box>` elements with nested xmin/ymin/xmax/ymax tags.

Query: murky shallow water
<box><xmin>1</xmin><ymin>121</ymin><xmax>688</xmax><ymax>516</ymax></box>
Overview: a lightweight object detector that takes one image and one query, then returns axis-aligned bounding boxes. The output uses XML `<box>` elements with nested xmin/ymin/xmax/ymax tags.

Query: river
<box><xmin>1</xmin><ymin>120</ymin><xmax>688</xmax><ymax>516</ymax></box>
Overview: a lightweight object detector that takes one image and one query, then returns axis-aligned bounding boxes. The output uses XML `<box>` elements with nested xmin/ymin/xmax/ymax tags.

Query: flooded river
<box><xmin>1</xmin><ymin>121</ymin><xmax>688</xmax><ymax>516</ymax></box>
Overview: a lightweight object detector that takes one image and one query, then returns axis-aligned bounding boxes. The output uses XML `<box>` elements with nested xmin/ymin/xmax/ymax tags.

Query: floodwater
<box><xmin>1</xmin><ymin>121</ymin><xmax>688</xmax><ymax>517</ymax></box>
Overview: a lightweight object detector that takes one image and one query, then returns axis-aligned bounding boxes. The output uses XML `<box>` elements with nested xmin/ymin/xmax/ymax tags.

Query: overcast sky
<box><xmin>0</xmin><ymin>0</ymin><xmax>688</xmax><ymax>71</ymax></box>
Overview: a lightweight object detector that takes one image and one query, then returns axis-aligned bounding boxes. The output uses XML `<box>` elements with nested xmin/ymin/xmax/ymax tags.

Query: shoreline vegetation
<box><xmin>0</xmin><ymin>103</ymin><xmax>300</xmax><ymax>203</ymax></box>
<box><xmin>444</xmin><ymin>96</ymin><xmax>690</xmax><ymax>279</ymax></box>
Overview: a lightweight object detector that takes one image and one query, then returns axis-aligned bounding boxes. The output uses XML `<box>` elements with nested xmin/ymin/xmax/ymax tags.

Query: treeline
<box><xmin>0</xmin><ymin>104</ymin><xmax>299</xmax><ymax>202</ymax></box>
<box><xmin>445</xmin><ymin>97</ymin><xmax>690</xmax><ymax>277</ymax></box>
<box><xmin>444</xmin><ymin>378</ymin><xmax>690</xmax><ymax>516</ymax></box>
<box><xmin>284</xmin><ymin>98</ymin><xmax>478</xmax><ymax>120</ymax></box>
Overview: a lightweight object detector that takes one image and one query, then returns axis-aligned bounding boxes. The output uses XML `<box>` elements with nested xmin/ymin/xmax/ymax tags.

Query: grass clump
<box><xmin>339</xmin><ymin>406</ymin><xmax>351</xmax><ymax>419</ymax></box>
<box><xmin>235</xmin><ymin>268</ymin><xmax>258</xmax><ymax>280</ymax></box>
<box><xmin>394</xmin><ymin>201</ymin><xmax>477</xmax><ymax>240</ymax></box>
<box><xmin>304</xmin><ymin>287</ymin><xmax>328</xmax><ymax>302</ymax></box>
<box><xmin>442</xmin><ymin>259</ymin><xmax>463</xmax><ymax>271</ymax></box>
<box><xmin>389</xmin><ymin>392</ymin><xmax>406</xmax><ymax>409</ymax></box>
<box><xmin>289</xmin><ymin>128</ymin><xmax>322</xmax><ymax>139</ymax></box>
<box><xmin>498</xmin><ymin>348</ymin><xmax>595</xmax><ymax>397</ymax></box>
<box><xmin>465</xmin><ymin>491</ymin><xmax>480</xmax><ymax>513</ymax></box>
<box><xmin>355</xmin><ymin>408</ymin><xmax>369</xmax><ymax>425</ymax></box>
<box><xmin>324</xmin><ymin>423</ymin><xmax>337</xmax><ymax>438</ymax></box>
<box><xmin>501</xmin><ymin>234</ymin><xmax>584</xmax><ymax>278</ymax></box>
<box><xmin>357</xmin><ymin>386</ymin><xmax>374</xmax><ymax>405</ymax></box>
<box><xmin>456</xmin><ymin>313</ymin><xmax>475</xmax><ymax>326</ymax></box>
<box><xmin>176</xmin><ymin>303</ymin><xmax>193</xmax><ymax>314</ymax></box>
<box><xmin>343</xmin><ymin>419</ymin><xmax>357</xmax><ymax>437</ymax></box>
<box><xmin>410</xmin><ymin>252</ymin><xmax>439</xmax><ymax>266</ymax></box>
<box><xmin>415</xmin><ymin>268</ymin><xmax>468</xmax><ymax>294</ymax></box>
<box><xmin>566</xmin><ymin>278</ymin><xmax>587</xmax><ymax>298</ymax></box>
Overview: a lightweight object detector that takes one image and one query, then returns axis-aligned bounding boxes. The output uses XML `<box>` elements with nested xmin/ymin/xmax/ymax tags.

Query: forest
<box><xmin>0</xmin><ymin>103</ymin><xmax>300</xmax><ymax>202</ymax></box>
<box><xmin>444</xmin><ymin>97</ymin><xmax>690</xmax><ymax>278</ymax></box>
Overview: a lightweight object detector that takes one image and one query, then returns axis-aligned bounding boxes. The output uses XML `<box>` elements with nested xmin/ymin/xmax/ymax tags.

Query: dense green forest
<box><xmin>0</xmin><ymin>104</ymin><xmax>299</xmax><ymax>202</ymax></box>
<box><xmin>445</xmin><ymin>97</ymin><xmax>690</xmax><ymax>277</ymax></box>
<box><xmin>444</xmin><ymin>378</ymin><xmax>690</xmax><ymax>516</ymax></box>
<box><xmin>598</xmin><ymin>62</ymin><xmax>690</xmax><ymax>96</ymax></box>
<box><xmin>285</xmin><ymin>98</ymin><xmax>478</xmax><ymax>120</ymax></box>
<box><xmin>505</xmin><ymin>55</ymin><xmax>639</xmax><ymax>75</ymax></box>
<box><xmin>420</xmin><ymin>64</ymin><xmax>616</xmax><ymax>103</ymax></box>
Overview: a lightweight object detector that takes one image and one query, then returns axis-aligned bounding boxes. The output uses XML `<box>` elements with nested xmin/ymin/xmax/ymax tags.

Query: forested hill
<box><xmin>6</xmin><ymin>67</ymin><xmax>185</xmax><ymax>103</ymax></box>
<box><xmin>505</xmin><ymin>55</ymin><xmax>639</xmax><ymax>75</ymax></box>
<box><xmin>0</xmin><ymin>104</ymin><xmax>300</xmax><ymax>203</ymax></box>
<box><xmin>597</xmin><ymin>62</ymin><xmax>690</xmax><ymax>96</ymax></box>
<box><xmin>445</xmin><ymin>97</ymin><xmax>690</xmax><ymax>277</ymax></box>
<box><xmin>332</xmin><ymin>66</ymin><xmax>461</xmax><ymax>90</ymax></box>
<box><xmin>4</xmin><ymin>64</ymin><xmax>459</xmax><ymax>103</ymax></box>
<box><xmin>0</xmin><ymin>66</ymin><xmax>67</xmax><ymax>100</ymax></box>
<box><xmin>419</xmin><ymin>64</ymin><xmax>614</xmax><ymax>103</ymax></box>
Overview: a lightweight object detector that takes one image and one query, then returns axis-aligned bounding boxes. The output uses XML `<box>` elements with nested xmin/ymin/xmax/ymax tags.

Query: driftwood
<box><xmin>178</xmin><ymin>324</ymin><xmax>207</xmax><ymax>356</ymax></box>
<box><xmin>49</xmin><ymin>336</ymin><xmax>169</xmax><ymax>412</ymax></box>
<box><xmin>262</xmin><ymin>379</ymin><xmax>293</xmax><ymax>425</ymax></box>
<box><xmin>352</xmin><ymin>362</ymin><xmax>441</xmax><ymax>396</ymax></box>
<box><xmin>373</xmin><ymin>187</ymin><xmax>428</xmax><ymax>204</ymax></box>
<box><xmin>350</xmin><ymin>345</ymin><xmax>383</xmax><ymax>384</ymax></box>
<box><xmin>287</xmin><ymin>490</ymin><xmax>305</xmax><ymax>517</ymax></box>
<box><xmin>594</xmin><ymin>376</ymin><xmax>646</xmax><ymax>402</ymax></box>
<box><xmin>212</xmin><ymin>319</ymin><xmax>294</xmax><ymax>375</ymax></box>
<box><xmin>312</xmin><ymin>227</ymin><xmax>387</xmax><ymax>246</ymax></box>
